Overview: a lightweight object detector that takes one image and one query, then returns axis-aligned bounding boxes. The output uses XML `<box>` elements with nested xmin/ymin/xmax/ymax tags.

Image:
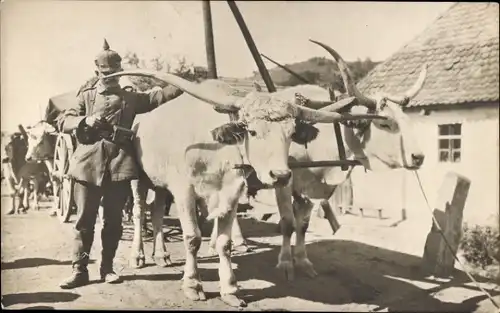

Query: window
<box><xmin>438</xmin><ymin>123</ymin><xmax>462</xmax><ymax>163</ymax></box>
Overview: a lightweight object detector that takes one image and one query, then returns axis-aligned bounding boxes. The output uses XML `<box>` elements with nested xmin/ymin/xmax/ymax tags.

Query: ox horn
<box><xmin>318</xmin><ymin>96</ymin><xmax>357</xmax><ymax>112</ymax></box>
<box><xmin>18</xmin><ymin>124</ymin><xmax>28</xmax><ymax>141</ymax></box>
<box><xmin>384</xmin><ymin>64</ymin><xmax>428</xmax><ymax>106</ymax></box>
<box><xmin>295</xmin><ymin>104</ymin><xmax>387</xmax><ymax>124</ymax></box>
<box><xmin>104</xmin><ymin>70</ymin><xmax>240</xmax><ymax>112</ymax></box>
<box><xmin>309</xmin><ymin>40</ymin><xmax>377</xmax><ymax>110</ymax></box>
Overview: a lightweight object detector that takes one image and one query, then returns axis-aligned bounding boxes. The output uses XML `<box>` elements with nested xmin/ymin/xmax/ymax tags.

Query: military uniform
<box><xmin>58</xmin><ymin>39</ymin><xmax>182</xmax><ymax>289</ymax></box>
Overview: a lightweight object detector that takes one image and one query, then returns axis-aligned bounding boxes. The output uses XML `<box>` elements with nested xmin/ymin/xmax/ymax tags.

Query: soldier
<box><xmin>58</xmin><ymin>39</ymin><xmax>183</xmax><ymax>289</ymax></box>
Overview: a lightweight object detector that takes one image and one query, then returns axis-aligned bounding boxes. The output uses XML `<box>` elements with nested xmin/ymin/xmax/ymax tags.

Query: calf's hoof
<box><xmin>183</xmin><ymin>285</ymin><xmax>206</xmax><ymax>301</ymax></box>
<box><xmin>153</xmin><ymin>255</ymin><xmax>172</xmax><ymax>267</ymax></box>
<box><xmin>232</xmin><ymin>244</ymin><xmax>253</xmax><ymax>254</ymax></box>
<box><xmin>295</xmin><ymin>258</ymin><xmax>318</xmax><ymax>278</ymax></box>
<box><xmin>129</xmin><ymin>256</ymin><xmax>146</xmax><ymax>269</ymax></box>
<box><xmin>6</xmin><ymin>209</ymin><xmax>15</xmax><ymax>215</ymax></box>
<box><xmin>206</xmin><ymin>246</ymin><xmax>217</xmax><ymax>257</ymax></box>
<box><xmin>276</xmin><ymin>260</ymin><xmax>295</xmax><ymax>281</ymax></box>
<box><xmin>221</xmin><ymin>294</ymin><xmax>247</xmax><ymax>307</ymax></box>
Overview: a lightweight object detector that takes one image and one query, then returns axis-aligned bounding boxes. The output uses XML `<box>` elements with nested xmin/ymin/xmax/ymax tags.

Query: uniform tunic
<box><xmin>58</xmin><ymin>81</ymin><xmax>181</xmax><ymax>186</ymax></box>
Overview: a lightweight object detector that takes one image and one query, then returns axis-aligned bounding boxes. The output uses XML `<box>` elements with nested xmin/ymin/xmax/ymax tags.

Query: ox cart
<box><xmin>44</xmin><ymin>91</ymin><xmax>79</xmax><ymax>223</ymax></box>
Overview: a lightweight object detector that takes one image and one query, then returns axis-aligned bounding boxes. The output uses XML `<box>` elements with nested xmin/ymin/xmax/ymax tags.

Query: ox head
<box><xmin>311</xmin><ymin>40</ymin><xmax>427</xmax><ymax>170</ymax></box>
<box><xmin>104</xmin><ymin>70</ymin><xmax>383</xmax><ymax>187</ymax></box>
<box><xmin>3</xmin><ymin>130</ymin><xmax>28</xmax><ymax>166</ymax></box>
<box><xmin>23</xmin><ymin>121</ymin><xmax>57</xmax><ymax>161</ymax></box>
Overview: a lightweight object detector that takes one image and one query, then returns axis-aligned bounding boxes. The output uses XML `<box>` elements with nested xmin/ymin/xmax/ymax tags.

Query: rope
<box><xmin>413</xmin><ymin>170</ymin><xmax>500</xmax><ymax>310</ymax></box>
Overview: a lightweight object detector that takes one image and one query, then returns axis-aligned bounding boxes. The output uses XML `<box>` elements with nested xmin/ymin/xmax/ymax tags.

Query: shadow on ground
<box><xmin>189</xmin><ymin>238</ymin><xmax>500</xmax><ymax>311</ymax></box>
<box><xmin>120</xmin><ymin>215</ymin><xmax>281</xmax><ymax>243</ymax></box>
<box><xmin>2</xmin><ymin>292</ymin><xmax>79</xmax><ymax>307</ymax></box>
<box><xmin>1</xmin><ymin>258</ymin><xmax>96</xmax><ymax>270</ymax></box>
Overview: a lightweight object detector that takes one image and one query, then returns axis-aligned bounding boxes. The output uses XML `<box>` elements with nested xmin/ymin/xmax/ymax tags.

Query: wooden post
<box><xmin>202</xmin><ymin>1</ymin><xmax>218</xmax><ymax>79</ymax></box>
<box><xmin>421</xmin><ymin>172</ymin><xmax>471</xmax><ymax>277</ymax></box>
<box><xmin>319</xmin><ymin>199</ymin><xmax>341</xmax><ymax>234</ymax></box>
<box><xmin>227</xmin><ymin>1</ymin><xmax>276</xmax><ymax>93</ymax></box>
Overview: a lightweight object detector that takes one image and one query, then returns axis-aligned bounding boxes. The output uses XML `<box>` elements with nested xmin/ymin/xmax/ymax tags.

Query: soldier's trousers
<box><xmin>71</xmin><ymin>178</ymin><xmax>130</xmax><ymax>272</ymax></box>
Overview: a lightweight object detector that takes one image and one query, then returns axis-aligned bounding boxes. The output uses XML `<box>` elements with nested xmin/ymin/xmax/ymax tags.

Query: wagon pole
<box><xmin>227</xmin><ymin>1</ymin><xmax>276</xmax><ymax>93</ymax></box>
<box><xmin>261</xmin><ymin>53</ymin><xmax>311</xmax><ymax>85</ymax></box>
<box><xmin>202</xmin><ymin>0</ymin><xmax>218</xmax><ymax>79</ymax></box>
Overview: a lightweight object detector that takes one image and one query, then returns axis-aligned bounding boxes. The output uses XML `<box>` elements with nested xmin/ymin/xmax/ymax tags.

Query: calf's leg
<box><xmin>151</xmin><ymin>188</ymin><xmax>172</xmax><ymax>267</ymax></box>
<box><xmin>275</xmin><ymin>183</ymin><xmax>296</xmax><ymax>281</ymax></box>
<box><xmin>292</xmin><ymin>194</ymin><xmax>317</xmax><ymax>278</ymax></box>
<box><xmin>32</xmin><ymin>178</ymin><xmax>40</xmax><ymax>211</ymax></box>
<box><xmin>129</xmin><ymin>179</ymin><xmax>147</xmax><ymax>268</ymax></box>
<box><xmin>208</xmin><ymin>217</ymin><xmax>250</xmax><ymax>256</ymax></box>
<box><xmin>175</xmin><ymin>184</ymin><xmax>205</xmax><ymax>301</ymax></box>
<box><xmin>216</xmin><ymin>209</ymin><xmax>246</xmax><ymax>307</ymax></box>
<box><xmin>5</xmin><ymin>176</ymin><xmax>16</xmax><ymax>215</ymax></box>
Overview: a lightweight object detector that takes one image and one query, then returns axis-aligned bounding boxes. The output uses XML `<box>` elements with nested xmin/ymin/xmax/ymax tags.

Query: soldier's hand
<box><xmin>85</xmin><ymin>115</ymin><xmax>105</xmax><ymax>129</ymax></box>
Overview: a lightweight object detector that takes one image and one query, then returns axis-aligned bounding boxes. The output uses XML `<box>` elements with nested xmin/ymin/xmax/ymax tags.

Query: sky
<box><xmin>1</xmin><ymin>0</ymin><xmax>453</xmax><ymax>132</ymax></box>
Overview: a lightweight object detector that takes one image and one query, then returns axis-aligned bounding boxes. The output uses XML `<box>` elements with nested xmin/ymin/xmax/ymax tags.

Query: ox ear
<box><xmin>18</xmin><ymin>124</ymin><xmax>28</xmax><ymax>141</ymax></box>
<box><xmin>292</xmin><ymin>120</ymin><xmax>319</xmax><ymax>145</ymax></box>
<box><xmin>211</xmin><ymin>122</ymin><xmax>246</xmax><ymax>145</ymax></box>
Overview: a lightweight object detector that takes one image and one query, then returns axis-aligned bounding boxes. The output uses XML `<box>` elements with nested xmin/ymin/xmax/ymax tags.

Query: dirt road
<box><xmin>1</xmin><ymin>191</ymin><xmax>499</xmax><ymax>311</ymax></box>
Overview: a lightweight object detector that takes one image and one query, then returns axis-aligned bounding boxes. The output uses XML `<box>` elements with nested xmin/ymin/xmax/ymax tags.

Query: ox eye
<box><xmin>247</xmin><ymin>130</ymin><xmax>257</xmax><ymax>136</ymax></box>
<box><xmin>379</xmin><ymin>124</ymin><xmax>391</xmax><ymax>130</ymax></box>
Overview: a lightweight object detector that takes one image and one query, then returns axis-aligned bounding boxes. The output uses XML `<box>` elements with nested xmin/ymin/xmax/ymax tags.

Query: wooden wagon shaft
<box><xmin>202</xmin><ymin>1</ymin><xmax>218</xmax><ymax>79</ymax></box>
<box><xmin>227</xmin><ymin>1</ymin><xmax>276</xmax><ymax>93</ymax></box>
<box><xmin>261</xmin><ymin>53</ymin><xmax>310</xmax><ymax>85</ymax></box>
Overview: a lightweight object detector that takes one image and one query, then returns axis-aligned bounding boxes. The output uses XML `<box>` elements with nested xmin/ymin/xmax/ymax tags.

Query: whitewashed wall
<box><xmin>351</xmin><ymin>105</ymin><xmax>499</xmax><ymax>227</ymax></box>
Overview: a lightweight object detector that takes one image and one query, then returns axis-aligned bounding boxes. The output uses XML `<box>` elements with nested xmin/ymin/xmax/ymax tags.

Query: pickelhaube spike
<box><xmin>103</xmin><ymin>38</ymin><xmax>110</xmax><ymax>51</ymax></box>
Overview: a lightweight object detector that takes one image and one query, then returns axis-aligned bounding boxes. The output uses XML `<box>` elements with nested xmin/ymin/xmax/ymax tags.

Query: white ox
<box><xmin>106</xmin><ymin>58</ymin><xmax>383</xmax><ymax>306</ymax></box>
<box><xmin>207</xmin><ymin>41</ymin><xmax>428</xmax><ymax>265</ymax></box>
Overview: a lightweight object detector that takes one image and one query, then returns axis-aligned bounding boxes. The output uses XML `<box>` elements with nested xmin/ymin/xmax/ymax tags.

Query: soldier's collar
<box><xmin>96</xmin><ymin>80</ymin><xmax>121</xmax><ymax>94</ymax></box>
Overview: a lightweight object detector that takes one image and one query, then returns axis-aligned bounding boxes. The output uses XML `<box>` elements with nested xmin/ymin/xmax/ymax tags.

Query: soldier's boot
<box><xmin>59</xmin><ymin>252</ymin><xmax>90</xmax><ymax>289</ymax></box>
<box><xmin>59</xmin><ymin>264</ymin><xmax>90</xmax><ymax>289</ymax></box>
<box><xmin>100</xmin><ymin>231</ymin><xmax>122</xmax><ymax>284</ymax></box>
<box><xmin>100</xmin><ymin>257</ymin><xmax>121</xmax><ymax>284</ymax></box>
<box><xmin>60</xmin><ymin>231</ymin><xmax>93</xmax><ymax>289</ymax></box>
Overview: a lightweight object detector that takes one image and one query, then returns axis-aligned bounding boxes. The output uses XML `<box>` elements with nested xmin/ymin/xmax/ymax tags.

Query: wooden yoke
<box><xmin>328</xmin><ymin>88</ymin><xmax>348</xmax><ymax>171</ymax></box>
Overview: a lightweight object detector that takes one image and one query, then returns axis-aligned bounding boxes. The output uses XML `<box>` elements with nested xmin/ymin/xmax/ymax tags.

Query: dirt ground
<box><xmin>2</xmin><ymin>186</ymin><xmax>499</xmax><ymax>311</ymax></box>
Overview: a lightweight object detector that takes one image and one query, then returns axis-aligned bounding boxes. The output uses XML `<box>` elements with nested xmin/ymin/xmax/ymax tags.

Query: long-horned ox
<box><xmin>204</xmin><ymin>40</ymin><xmax>428</xmax><ymax>280</ymax></box>
<box><xmin>105</xmin><ymin>63</ymin><xmax>383</xmax><ymax>306</ymax></box>
<box><xmin>2</xmin><ymin>126</ymin><xmax>49</xmax><ymax>214</ymax></box>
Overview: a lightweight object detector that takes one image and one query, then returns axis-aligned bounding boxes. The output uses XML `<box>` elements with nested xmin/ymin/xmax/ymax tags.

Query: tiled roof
<box><xmin>358</xmin><ymin>2</ymin><xmax>499</xmax><ymax>107</ymax></box>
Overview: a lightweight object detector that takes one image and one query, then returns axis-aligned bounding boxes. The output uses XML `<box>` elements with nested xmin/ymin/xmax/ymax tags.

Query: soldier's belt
<box><xmin>94</xmin><ymin>125</ymin><xmax>135</xmax><ymax>145</ymax></box>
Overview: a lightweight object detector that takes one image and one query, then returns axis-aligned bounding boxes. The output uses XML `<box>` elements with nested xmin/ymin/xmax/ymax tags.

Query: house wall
<box><xmin>350</xmin><ymin>104</ymin><xmax>499</xmax><ymax>227</ymax></box>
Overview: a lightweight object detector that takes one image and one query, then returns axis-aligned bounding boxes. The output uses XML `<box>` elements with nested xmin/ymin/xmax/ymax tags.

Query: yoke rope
<box><xmin>413</xmin><ymin>170</ymin><xmax>500</xmax><ymax>310</ymax></box>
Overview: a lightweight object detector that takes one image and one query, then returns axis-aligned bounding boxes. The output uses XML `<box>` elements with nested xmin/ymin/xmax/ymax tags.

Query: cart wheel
<box><xmin>53</xmin><ymin>134</ymin><xmax>75</xmax><ymax>223</ymax></box>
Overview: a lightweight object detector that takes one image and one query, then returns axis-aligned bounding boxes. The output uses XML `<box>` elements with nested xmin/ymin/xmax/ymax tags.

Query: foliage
<box><xmin>252</xmin><ymin>56</ymin><xmax>380</xmax><ymax>92</ymax></box>
<box><xmin>460</xmin><ymin>223</ymin><xmax>500</xmax><ymax>269</ymax></box>
<box><xmin>121</xmin><ymin>52</ymin><xmax>208</xmax><ymax>92</ymax></box>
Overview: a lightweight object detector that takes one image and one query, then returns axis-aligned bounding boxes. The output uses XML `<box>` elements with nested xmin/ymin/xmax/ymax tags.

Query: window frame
<box><xmin>438</xmin><ymin>123</ymin><xmax>462</xmax><ymax>163</ymax></box>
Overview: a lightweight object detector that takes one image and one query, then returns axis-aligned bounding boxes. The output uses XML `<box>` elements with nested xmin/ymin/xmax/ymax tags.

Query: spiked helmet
<box><xmin>94</xmin><ymin>39</ymin><xmax>123</xmax><ymax>73</ymax></box>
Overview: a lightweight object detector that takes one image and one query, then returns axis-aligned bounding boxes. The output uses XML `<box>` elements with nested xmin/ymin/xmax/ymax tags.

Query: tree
<box><xmin>121</xmin><ymin>52</ymin><xmax>207</xmax><ymax>92</ymax></box>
